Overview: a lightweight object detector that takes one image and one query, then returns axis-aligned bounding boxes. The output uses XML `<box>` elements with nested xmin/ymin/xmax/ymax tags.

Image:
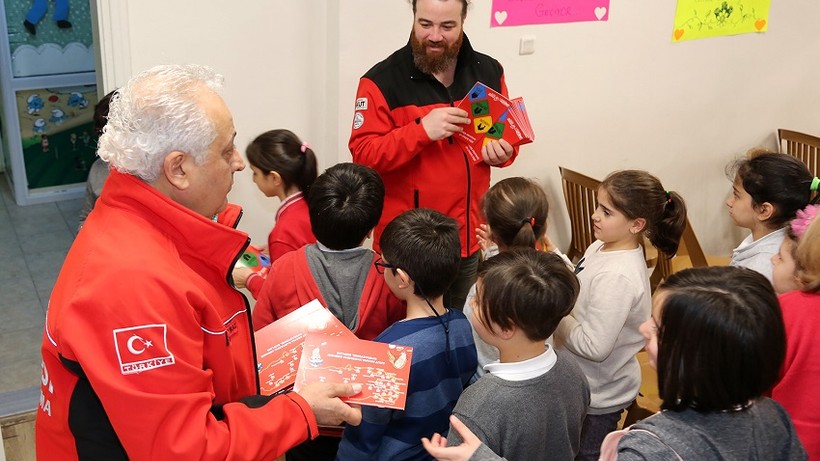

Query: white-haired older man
<box><xmin>36</xmin><ymin>64</ymin><xmax>361</xmax><ymax>460</ymax></box>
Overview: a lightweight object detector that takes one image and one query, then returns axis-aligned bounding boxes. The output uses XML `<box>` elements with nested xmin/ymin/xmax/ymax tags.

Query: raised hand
<box><xmin>422</xmin><ymin>107</ymin><xmax>470</xmax><ymax>141</ymax></box>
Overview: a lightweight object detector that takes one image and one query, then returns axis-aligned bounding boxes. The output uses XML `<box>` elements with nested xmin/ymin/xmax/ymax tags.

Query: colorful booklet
<box><xmin>236</xmin><ymin>244</ymin><xmax>271</xmax><ymax>275</ymax></box>
<box><xmin>294</xmin><ymin>332</ymin><xmax>413</xmax><ymax>410</ymax></box>
<box><xmin>255</xmin><ymin>299</ymin><xmax>355</xmax><ymax>396</ymax></box>
<box><xmin>454</xmin><ymin>81</ymin><xmax>535</xmax><ymax>164</ymax></box>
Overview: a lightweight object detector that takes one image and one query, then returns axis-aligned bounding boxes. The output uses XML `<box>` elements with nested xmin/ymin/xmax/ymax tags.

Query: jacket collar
<box><xmin>100</xmin><ymin>170</ymin><xmax>249</xmax><ymax>274</ymax></box>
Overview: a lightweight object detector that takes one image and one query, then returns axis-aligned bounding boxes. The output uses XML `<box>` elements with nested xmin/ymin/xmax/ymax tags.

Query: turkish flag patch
<box><xmin>113</xmin><ymin>324</ymin><xmax>175</xmax><ymax>375</ymax></box>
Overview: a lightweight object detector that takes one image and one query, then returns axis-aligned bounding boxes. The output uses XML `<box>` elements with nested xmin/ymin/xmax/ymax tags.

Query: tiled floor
<box><xmin>0</xmin><ymin>173</ymin><xmax>82</xmax><ymax>403</ymax></box>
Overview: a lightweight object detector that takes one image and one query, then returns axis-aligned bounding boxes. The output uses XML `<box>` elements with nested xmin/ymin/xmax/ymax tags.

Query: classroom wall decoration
<box><xmin>672</xmin><ymin>0</ymin><xmax>771</xmax><ymax>42</ymax></box>
<box><xmin>3</xmin><ymin>0</ymin><xmax>94</xmax><ymax>77</ymax></box>
<box><xmin>490</xmin><ymin>0</ymin><xmax>610</xmax><ymax>27</ymax></box>
<box><xmin>15</xmin><ymin>85</ymin><xmax>98</xmax><ymax>189</ymax></box>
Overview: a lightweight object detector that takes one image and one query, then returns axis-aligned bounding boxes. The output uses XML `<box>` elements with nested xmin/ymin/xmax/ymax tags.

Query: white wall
<box><xmin>96</xmin><ymin>0</ymin><xmax>820</xmax><ymax>255</ymax></box>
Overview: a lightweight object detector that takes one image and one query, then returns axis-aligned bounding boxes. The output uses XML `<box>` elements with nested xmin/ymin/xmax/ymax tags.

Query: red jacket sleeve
<box><xmin>253</xmin><ymin>278</ymin><xmax>277</xmax><ymax>331</ymax></box>
<box><xmin>348</xmin><ymin>77</ymin><xmax>433</xmax><ymax>174</ymax></box>
<box><xmin>57</xmin><ymin>280</ymin><xmax>316</xmax><ymax>460</ymax></box>
<box><xmin>246</xmin><ymin>271</ymin><xmax>265</xmax><ymax>300</ymax></box>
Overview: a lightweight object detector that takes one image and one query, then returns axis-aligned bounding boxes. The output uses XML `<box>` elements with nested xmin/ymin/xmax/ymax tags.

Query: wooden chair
<box><xmin>559</xmin><ymin>166</ymin><xmax>601</xmax><ymax>262</ymax></box>
<box><xmin>778</xmin><ymin>129</ymin><xmax>820</xmax><ymax>178</ymax></box>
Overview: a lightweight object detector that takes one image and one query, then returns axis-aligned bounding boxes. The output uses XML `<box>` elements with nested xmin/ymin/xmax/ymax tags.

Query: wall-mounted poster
<box><xmin>672</xmin><ymin>0</ymin><xmax>771</xmax><ymax>42</ymax></box>
<box><xmin>490</xmin><ymin>0</ymin><xmax>610</xmax><ymax>27</ymax></box>
<box><xmin>16</xmin><ymin>85</ymin><xmax>98</xmax><ymax>188</ymax></box>
<box><xmin>3</xmin><ymin>0</ymin><xmax>94</xmax><ymax>77</ymax></box>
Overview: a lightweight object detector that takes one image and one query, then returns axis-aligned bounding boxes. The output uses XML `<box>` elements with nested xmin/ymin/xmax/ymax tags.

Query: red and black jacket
<box><xmin>349</xmin><ymin>35</ymin><xmax>518</xmax><ymax>257</ymax></box>
<box><xmin>36</xmin><ymin>171</ymin><xmax>317</xmax><ymax>460</ymax></box>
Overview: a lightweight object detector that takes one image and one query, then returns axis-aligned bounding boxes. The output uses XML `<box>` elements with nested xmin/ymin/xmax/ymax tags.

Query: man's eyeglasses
<box><xmin>373</xmin><ymin>258</ymin><xmax>399</xmax><ymax>275</ymax></box>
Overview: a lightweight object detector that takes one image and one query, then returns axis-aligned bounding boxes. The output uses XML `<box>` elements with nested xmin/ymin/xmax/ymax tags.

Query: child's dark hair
<box><xmin>600</xmin><ymin>170</ymin><xmax>687</xmax><ymax>256</ymax></box>
<box><xmin>482</xmin><ymin>177</ymin><xmax>549</xmax><ymax>249</ymax></box>
<box><xmin>380</xmin><ymin>208</ymin><xmax>461</xmax><ymax>299</ymax></box>
<box><xmin>656</xmin><ymin>266</ymin><xmax>785</xmax><ymax>413</ymax></box>
<box><xmin>476</xmin><ymin>248</ymin><xmax>578</xmax><ymax>341</ymax></box>
<box><xmin>307</xmin><ymin>163</ymin><xmax>384</xmax><ymax>250</ymax></box>
<box><xmin>726</xmin><ymin>153</ymin><xmax>813</xmax><ymax>228</ymax></box>
<box><xmin>94</xmin><ymin>89</ymin><xmax>118</xmax><ymax>136</ymax></box>
<box><xmin>246</xmin><ymin>129</ymin><xmax>318</xmax><ymax>196</ymax></box>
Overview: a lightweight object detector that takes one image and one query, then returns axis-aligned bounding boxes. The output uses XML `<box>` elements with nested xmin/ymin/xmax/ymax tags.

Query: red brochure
<box><xmin>454</xmin><ymin>82</ymin><xmax>534</xmax><ymax>164</ymax></box>
<box><xmin>236</xmin><ymin>244</ymin><xmax>270</xmax><ymax>275</ymax></box>
<box><xmin>510</xmin><ymin>97</ymin><xmax>535</xmax><ymax>142</ymax></box>
<box><xmin>294</xmin><ymin>332</ymin><xmax>413</xmax><ymax>410</ymax></box>
<box><xmin>255</xmin><ymin>299</ymin><xmax>355</xmax><ymax>396</ymax></box>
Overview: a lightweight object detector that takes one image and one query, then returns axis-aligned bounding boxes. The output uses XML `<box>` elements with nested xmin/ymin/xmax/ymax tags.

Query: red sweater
<box><xmin>772</xmin><ymin>289</ymin><xmax>820</xmax><ymax>458</ymax></box>
<box><xmin>36</xmin><ymin>171</ymin><xmax>317</xmax><ymax>460</ymax></box>
<box><xmin>253</xmin><ymin>246</ymin><xmax>406</xmax><ymax>340</ymax></box>
<box><xmin>246</xmin><ymin>192</ymin><xmax>315</xmax><ymax>298</ymax></box>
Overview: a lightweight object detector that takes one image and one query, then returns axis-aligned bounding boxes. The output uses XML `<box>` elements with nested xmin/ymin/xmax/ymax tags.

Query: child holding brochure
<box><xmin>233</xmin><ymin>129</ymin><xmax>318</xmax><ymax>298</ymax></box>
<box><xmin>336</xmin><ymin>208</ymin><xmax>478</xmax><ymax>461</ymax></box>
<box><xmin>255</xmin><ymin>163</ymin><xmax>405</xmax><ymax>461</ymax></box>
<box><xmin>447</xmin><ymin>248</ymin><xmax>589</xmax><ymax>460</ymax></box>
<box><xmin>253</xmin><ymin>163</ymin><xmax>405</xmax><ymax>341</ymax></box>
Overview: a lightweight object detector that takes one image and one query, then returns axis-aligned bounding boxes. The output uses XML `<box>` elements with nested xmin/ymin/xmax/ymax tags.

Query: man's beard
<box><xmin>410</xmin><ymin>30</ymin><xmax>463</xmax><ymax>75</ymax></box>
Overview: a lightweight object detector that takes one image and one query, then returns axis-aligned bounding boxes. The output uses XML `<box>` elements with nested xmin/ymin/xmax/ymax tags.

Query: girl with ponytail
<box><xmin>232</xmin><ymin>129</ymin><xmax>318</xmax><ymax>298</ymax></box>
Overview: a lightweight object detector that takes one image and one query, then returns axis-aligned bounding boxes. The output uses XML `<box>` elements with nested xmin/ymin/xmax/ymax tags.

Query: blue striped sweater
<box><xmin>336</xmin><ymin>309</ymin><xmax>477</xmax><ymax>461</ymax></box>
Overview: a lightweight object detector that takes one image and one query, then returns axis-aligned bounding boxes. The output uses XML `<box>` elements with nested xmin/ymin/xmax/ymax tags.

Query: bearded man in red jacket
<box><xmin>349</xmin><ymin>0</ymin><xmax>519</xmax><ymax>311</ymax></box>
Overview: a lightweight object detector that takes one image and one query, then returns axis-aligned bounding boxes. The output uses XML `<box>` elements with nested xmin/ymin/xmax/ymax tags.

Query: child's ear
<box><xmin>268</xmin><ymin>171</ymin><xmax>283</xmax><ymax>185</ymax></box>
<box><xmin>498</xmin><ymin>324</ymin><xmax>516</xmax><ymax>340</ymax></box>
<box><xmin>396</xmin><ymin>269</ymin><xmax>413</xmax><ymax>289</ymax></box>
<box><xmin>756</xmin><ymin>202</ymin><xmax>775</xmax><ymax>222</ymax></box>
<box><xmin>630</xmin><ymin>217</ymin><xmax>647</xmax><ymax>234</ymax></box>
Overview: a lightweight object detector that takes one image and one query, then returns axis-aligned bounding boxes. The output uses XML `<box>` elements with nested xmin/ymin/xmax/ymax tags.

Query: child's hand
<box><xmin>476</xmin><ymin>224</ymin><xmax>494</xmax><ymax>251</ymax></box>
<box><xmin>232</xmin><ymin>267</ymin><xmax>253</xmax><ymax>289</ymax></box>
<box><xmin>541</xmin><ymin>234</ymin><xmax>557</xmax><ymax>253</ymax></box>
<box><xmin>421</xmin><ymin>415</ymin><xmax>483</xmax><ymax>461</ymax></box>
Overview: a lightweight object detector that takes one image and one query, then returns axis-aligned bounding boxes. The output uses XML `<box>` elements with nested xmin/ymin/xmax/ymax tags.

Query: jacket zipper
<box><xmin>446</xmin><ymin>92</ymin><xmax>471</xmax><ymax>254</ymax></box>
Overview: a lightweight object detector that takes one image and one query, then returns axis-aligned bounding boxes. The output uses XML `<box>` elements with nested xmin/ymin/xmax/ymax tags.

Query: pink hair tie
<box><xmin>300</xmin><ymin>143</ymin><xmax>310</xmax><ymax>153</ymax></box>
<box><xmin>790</xmin><ymin>204</ymin><xmax>820</xmax><ymax>239</ymax></box>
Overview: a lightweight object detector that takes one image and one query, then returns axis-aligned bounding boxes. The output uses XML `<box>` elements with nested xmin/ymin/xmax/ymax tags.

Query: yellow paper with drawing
<box><xmin>672</xmin><ymin>0</ymin><xmax>771</xmax><ymax>42</ymax></box>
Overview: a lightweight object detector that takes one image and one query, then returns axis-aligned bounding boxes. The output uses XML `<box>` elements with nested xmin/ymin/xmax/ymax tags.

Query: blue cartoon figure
<box><xmin>67</xmin><ymin>92</ymin><xmax>88</xmax><ymax>109</ymax></box>
<box><xmin>23</xmin><ymin>0</ymin><xmax>71</xmax><ymax>36</ymax></box>
<box><xmin>27</xmin><ymin>94</ymin><xmax>44</xmax><ymax>115</ymax></box>
<box><xmin>68</xmin><ymin>91</ymin><xmax>88</xmax><ymax>109</ymax></box>
<box><xmin>49</xmin><ymin>108</ymin><xmax>66</xmax><ymax>124</ymax></box>
<box><xmin>33</xmin><ymin>118</ymin><xmax>47</xmax><ymax>133</ymax></box>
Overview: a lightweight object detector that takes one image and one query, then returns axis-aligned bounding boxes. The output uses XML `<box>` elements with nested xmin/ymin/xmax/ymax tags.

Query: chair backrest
<box><xmin>559</xmin><ymin>166</ymin><xmax>601</xmax><ymax>262</ymax></box>
<box><xmin>778</xmin><ymin>129</ymin><xmax>820</xmax><ymax>178</ymax></box>
<box><xmin>648</xmin><ymin>216</ymin><xmax>709</xmax><ymax>291</ymax></box>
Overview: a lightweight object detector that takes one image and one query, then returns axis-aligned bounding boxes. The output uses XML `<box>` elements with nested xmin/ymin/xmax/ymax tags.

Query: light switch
<box><xmin>519</xmin><ymin>35</ymin><xmax>535</xmax><ymax>55</ymax></box>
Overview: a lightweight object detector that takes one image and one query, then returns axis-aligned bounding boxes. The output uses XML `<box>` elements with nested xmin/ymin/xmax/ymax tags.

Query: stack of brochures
<box><xmin>454</xmin><ymin>81</ymin><xmax>534</xmax><ymax>164</ymax></box>
<box><xmin>255</xmin><ymin>300</ymin><xmax>413</xmax><ymax>411</ymax></box>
